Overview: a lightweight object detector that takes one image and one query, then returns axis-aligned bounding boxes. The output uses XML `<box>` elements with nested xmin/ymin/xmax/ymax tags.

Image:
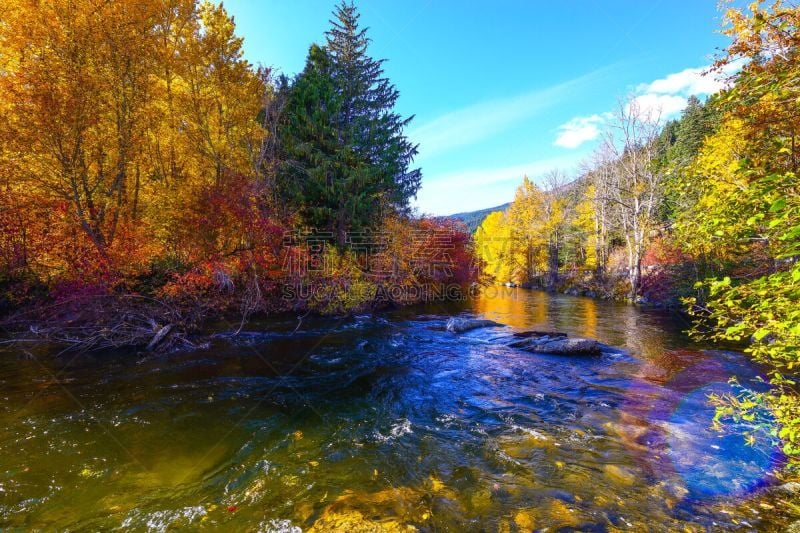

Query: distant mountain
<box><xmin>444</xmin><ymin>202</ymin><xmax>510</xmax><ymax>233</ymax></box>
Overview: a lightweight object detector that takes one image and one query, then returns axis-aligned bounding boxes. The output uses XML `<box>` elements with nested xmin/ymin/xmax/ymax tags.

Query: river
<box><xmin>0</xmin><ymin>288</ymin><xmax>788</xmax><ymax>530</ymax></box>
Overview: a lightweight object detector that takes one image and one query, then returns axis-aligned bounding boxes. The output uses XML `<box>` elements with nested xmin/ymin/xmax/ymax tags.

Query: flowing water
<box><xmin>0</xmin><ymin>288</ymin><xmax>789</xmax><ymax>530</ymax></box>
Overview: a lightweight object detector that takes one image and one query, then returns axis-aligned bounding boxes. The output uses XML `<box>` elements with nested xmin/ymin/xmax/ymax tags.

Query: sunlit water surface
<box><xmin>0</xmin><ymin>289</ymin><xmax>788</xmax><ymax>530</ymax></box>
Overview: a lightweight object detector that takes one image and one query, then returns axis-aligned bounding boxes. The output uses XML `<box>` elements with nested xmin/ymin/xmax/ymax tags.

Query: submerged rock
<box><xmin>523</xmin><ymin>337</ymin><xmax>602</xmax><ymax>355</ymax></box>
<box><xmin>507</xmin><ymin>330</ymin><xmax>601</xmax><ymax>355</ymax></box>
<box><xmin>444</xmin><ymin>319</ymin><xmax>604</xmax><ymax>355</ymax></box>
<box><xmin>307</xmin><ymin>510</ymin><xmax>411</xmax><ymax>532</ymax></box>
<box><xmin>508</xmin><ymin>335</ymin><xmax>565</xmax><ymax>349</ymax></box>
<box><xmin>309</xmin><ymin>486</ymin><xmax>435</xmax><ymax>532</ymax></box>
<box><xmin>445</xmin><ymin>317</ymin><xmax>502</xmax><ymax>333</ymax></box>
<box><xmin>508</xmin><ymin>330</ymin><xmax>568</xmax><ymax>348</ymax></box>
<box><xmin>603</xmin><ymin>464</ymin><xmax>637</xmax><ymax>486</ymax></box>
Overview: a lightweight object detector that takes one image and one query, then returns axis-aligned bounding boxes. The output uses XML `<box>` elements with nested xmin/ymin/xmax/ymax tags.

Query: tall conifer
<box><xmin>278</xmin><ymin>1</ymin><xmax>421</xmax><ymax>245</ymax></box>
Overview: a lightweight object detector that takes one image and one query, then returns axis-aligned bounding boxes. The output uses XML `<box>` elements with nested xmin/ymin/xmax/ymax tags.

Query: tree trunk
<box><xmin>594</xmin><ymin>211</ymin><xmax>604</xmax><ymax>278</ymax></box>
<box><xmin>547</xmin><ymin>235</ymin><xmax>559</xmax><ymax>291</ymax></box>
<box><xmin>625</xmin><ymin>234</ymin><xmax>636</xmax><ymax>299</ymax></box>
<box><xmin>630</xmin><ymin>249</ymin><xmax>641</xmax><ymax>299</ymax></box>
<box><xmin>335</xmin><ymin>209</ymin><xmax>347</xmax><ymax>248</ymax></box>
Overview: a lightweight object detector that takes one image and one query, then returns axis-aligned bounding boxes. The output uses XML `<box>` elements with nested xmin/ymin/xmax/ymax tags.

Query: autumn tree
<box><xmin>658</xmin><ymin>95</ymin><xmax>721</xmax><ymax>221</ymax></box>
<box><xmin>582</xmin><ymin>151</ymin><xmax>614</xmax><ymax>276</ymax></box>
<box><xmin>165</xmin><ymin>1</ymin><xmax>269</xmax><ymax>262</ymax></box>
<box><xmin>540</xmin><ymin>170</ymin><xmax>569</xmax><ymax>289</ymax></box>
<box><xmin>477</xmin><ymin>173</ymin><xmax>575</xmax><ymax>289</ymax></box>
<box><xmin>0</xmin><ymin>0</ymin><xmax>160</xmax><ymax>263</ymax></box>
<box><xmin>506</xmin><ymin>176</ymin><xmax>548</xmax><ymax>282</ymax></box>
<box><xmin>568</xmin><ymin>183</ymin><xmax>599</xmax><ymax>271</ymax></box>
<box><xmin>598</xmin><ymin>99</ymin><xmax>665</xmax><ymax>297</ymax></box>
<box><xmin>474</xmin><ymin>211</ymin><xmax>516</xmax><ymax>283</ymax></box>
<box><xmin>0</xmin><ymin>0</ymin><xmax>268</xmax><ymax>281</ymax></box>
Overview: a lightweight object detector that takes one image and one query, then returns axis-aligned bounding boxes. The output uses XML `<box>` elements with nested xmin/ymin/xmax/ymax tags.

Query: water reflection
<box><xmin>471</xmin><ymin>289</ymin><xmax>779</xmax><ymax>503</ymax></box>
<box><xmin>475</xmin><ymin>286</ymin><xmax>681</xmax><ymax>355</ymax></box>
<box><xmin>577</xmin><ymin>296</ymin><xmax>598</xmax><ymax>339</ymax></box>
<box><xmin>473</xmin><ymin>286</ymin><xmax>547</xmax><ymax>328</ymax></box>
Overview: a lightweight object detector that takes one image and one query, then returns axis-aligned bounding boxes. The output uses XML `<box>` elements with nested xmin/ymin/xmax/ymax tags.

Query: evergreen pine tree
<box><xmin>278</xmin><ymin>1</ymin><xmax>421</xmax><ymax>246</ymax></box>
<box><xmin>658</xmin><ymin>94</ymin><xmax>722</xmax><ymax>220</ymax></box>
<box><xmin>277</xmin><ymin>45</ymin><xmax>344</xmax><ymax>233</ymax></box>
<box><xmin>668</xmin><ymin>95</ymin><xmax>720</xmax><ymax>168</ymax></box>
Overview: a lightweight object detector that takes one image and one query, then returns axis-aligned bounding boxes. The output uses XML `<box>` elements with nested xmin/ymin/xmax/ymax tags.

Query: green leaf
<box><xmin>753</xmin><ymin>329</ymin><xmax>771</xmax><ymax>342</ymax></box>
<box><xmin>769</xmin><ymin>197</ymin><xmax>787</xmax><ymax>212</ymax></box>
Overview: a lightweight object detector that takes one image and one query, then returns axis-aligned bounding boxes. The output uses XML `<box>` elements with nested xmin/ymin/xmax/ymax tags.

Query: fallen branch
<box><xmin>146</xmin><ymin>324</ymin><xmax>174</xmax><ymax>351</ymax></box>
<box><xmin>0</xmin><ymin>294</ymin><xmax>196</xmax><ymax>353</ymax></box>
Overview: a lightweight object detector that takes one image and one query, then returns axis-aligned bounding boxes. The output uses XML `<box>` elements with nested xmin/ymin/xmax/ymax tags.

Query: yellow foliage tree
<box><xmin>674</xmin><ymin>118</ymin><xmax>749</xmax><ymax>259</ymax></box>
<box><xmin>0</xmin><ymin>0</ymin><xmax>268</xmax><ymax>278</ymax></box>
<box><xmin>572</xmin><ymin>184</ymin><xmax>598</xmax><ymax>270</ymax></box>
<box><xmin>507</xmin><ymin>176</ymin><xmax>548</xmax><ymax>282</ymax></box>
<box><xmin>474</xmin><ymin>211</ymin><xmax>515</xmax><ymax>283</ymax></box>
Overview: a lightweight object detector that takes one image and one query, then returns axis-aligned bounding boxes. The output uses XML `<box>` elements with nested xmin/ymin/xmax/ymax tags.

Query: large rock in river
<box><xmin>445</xmin><ymin>317</ymin><xmax>502</xmax><ymax>333</ymax></box>
<box><xmin>524</xmin><ymin>337</ymin><xmax>602</xmax><ymax>355</ymax></box>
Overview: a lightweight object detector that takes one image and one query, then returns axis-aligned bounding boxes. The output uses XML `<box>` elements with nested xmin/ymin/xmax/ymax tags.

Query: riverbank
<box><xmin>511</xmin><ymin>263</ymin><xmax>694</xmax><ymax>310</ymax></box>
<box><xmin>0</xmin><ymin>277</ymin><xmax>481</xmax><ymax>354</ymax></box>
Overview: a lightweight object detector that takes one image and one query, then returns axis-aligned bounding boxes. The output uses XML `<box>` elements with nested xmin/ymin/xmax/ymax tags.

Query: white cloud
<box><xmin>554</xmin><ymin>114</ymin><xmax>606</xmax><ymax>149</ymax></box>
<box><xmin>640</xmin><ymin>66</ymin><xmax>725</xmax><ymax>96</ymax></box>
<box><xmin>554</xmin><ymin>61</ymin><xmax>742</xmax><ymax>150</ymax></box>
<box><xmin>408</xmin><ymin>67</ymin><xmax>610</xmax><ymax>159</ymax></box>
<box><xmin>641</xmin><ymin>59</ymin><xmax>743</xmax><ymax>97</ymax></box>
<box><xmin>628</xmin><ymin>93</ymin><xmax>687</xmax><ymax>118</ymax></box>
<box><xmin>631</xmin><ymin>62</ymin><xmax>743</xmax><ymax>119</ymax></box>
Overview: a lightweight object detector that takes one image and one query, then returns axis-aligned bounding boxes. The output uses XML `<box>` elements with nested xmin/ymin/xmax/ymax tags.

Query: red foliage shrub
<box><xmin>414</xmin><ymin>218</ymin><xmax>477</xmax><ymax>285</ymax></box>
<box><xmin>642</xmin><ymin>237</ymin><xmax>690</xmax><ymax>268</ymax></box>
<box><xmin>639</xmin><ymin>268</ymin><xmax>677</xmax><ymax>304</ymax></box>
<box><xmin>178</xmin><ymin>171</ymin><xmax>285</xmax><ymax>266</ymax></box>
<box><xmin>0</xmin><ymin>190</ymin><xmax>61</xmax><ymax>279</ymax></box>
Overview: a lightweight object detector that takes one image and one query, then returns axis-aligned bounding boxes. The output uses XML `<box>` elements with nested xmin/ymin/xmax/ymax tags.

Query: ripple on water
<box><xmin>121</xmin><ymin>506</ymin><xmax>207</xmax><ymax>532</ymax></box>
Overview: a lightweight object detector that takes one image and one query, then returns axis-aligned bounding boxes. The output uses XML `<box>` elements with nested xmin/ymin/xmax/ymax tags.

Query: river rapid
<box><xmin>0</xmin><ymin>288</ymin><xmax>789</xmax><ymax>530</ymax></box>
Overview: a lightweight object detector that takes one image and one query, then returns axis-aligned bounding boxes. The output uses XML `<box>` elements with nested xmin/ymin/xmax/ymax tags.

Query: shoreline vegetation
<box><xmin>0</xmin><ymin>0</ymin><xmax>799</xmax><ymax>472</ymax></box>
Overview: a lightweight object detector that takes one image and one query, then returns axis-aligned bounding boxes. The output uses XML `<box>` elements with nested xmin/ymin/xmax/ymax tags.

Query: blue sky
<box><xmin>225</xmin><ymin>0</ymin><xmax>737</xmax><ymax>215</ymax></box>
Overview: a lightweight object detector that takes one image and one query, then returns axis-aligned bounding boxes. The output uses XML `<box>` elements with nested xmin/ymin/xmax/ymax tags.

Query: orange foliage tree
<box><xmin>0</xmin><ymin>0</ymin><xmax>269</xmax><ymax>290</ymax></box>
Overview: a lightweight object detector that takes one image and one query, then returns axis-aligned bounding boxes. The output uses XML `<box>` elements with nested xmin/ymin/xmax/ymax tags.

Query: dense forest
<box><xmin>475</xmin><ymin>3</ymin><xmax>800</xmax><ymax>465</ymax></box>
<box><xmin>0</xmin><ymin>0</ymin><xmax>475</xmax><ymax>348</ymax></box>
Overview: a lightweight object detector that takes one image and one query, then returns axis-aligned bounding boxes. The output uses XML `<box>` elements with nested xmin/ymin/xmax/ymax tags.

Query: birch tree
<box><xmin>600</xmin><ymin>98</ymin><xmax>664</xmax><ymax>297</ymax></box>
